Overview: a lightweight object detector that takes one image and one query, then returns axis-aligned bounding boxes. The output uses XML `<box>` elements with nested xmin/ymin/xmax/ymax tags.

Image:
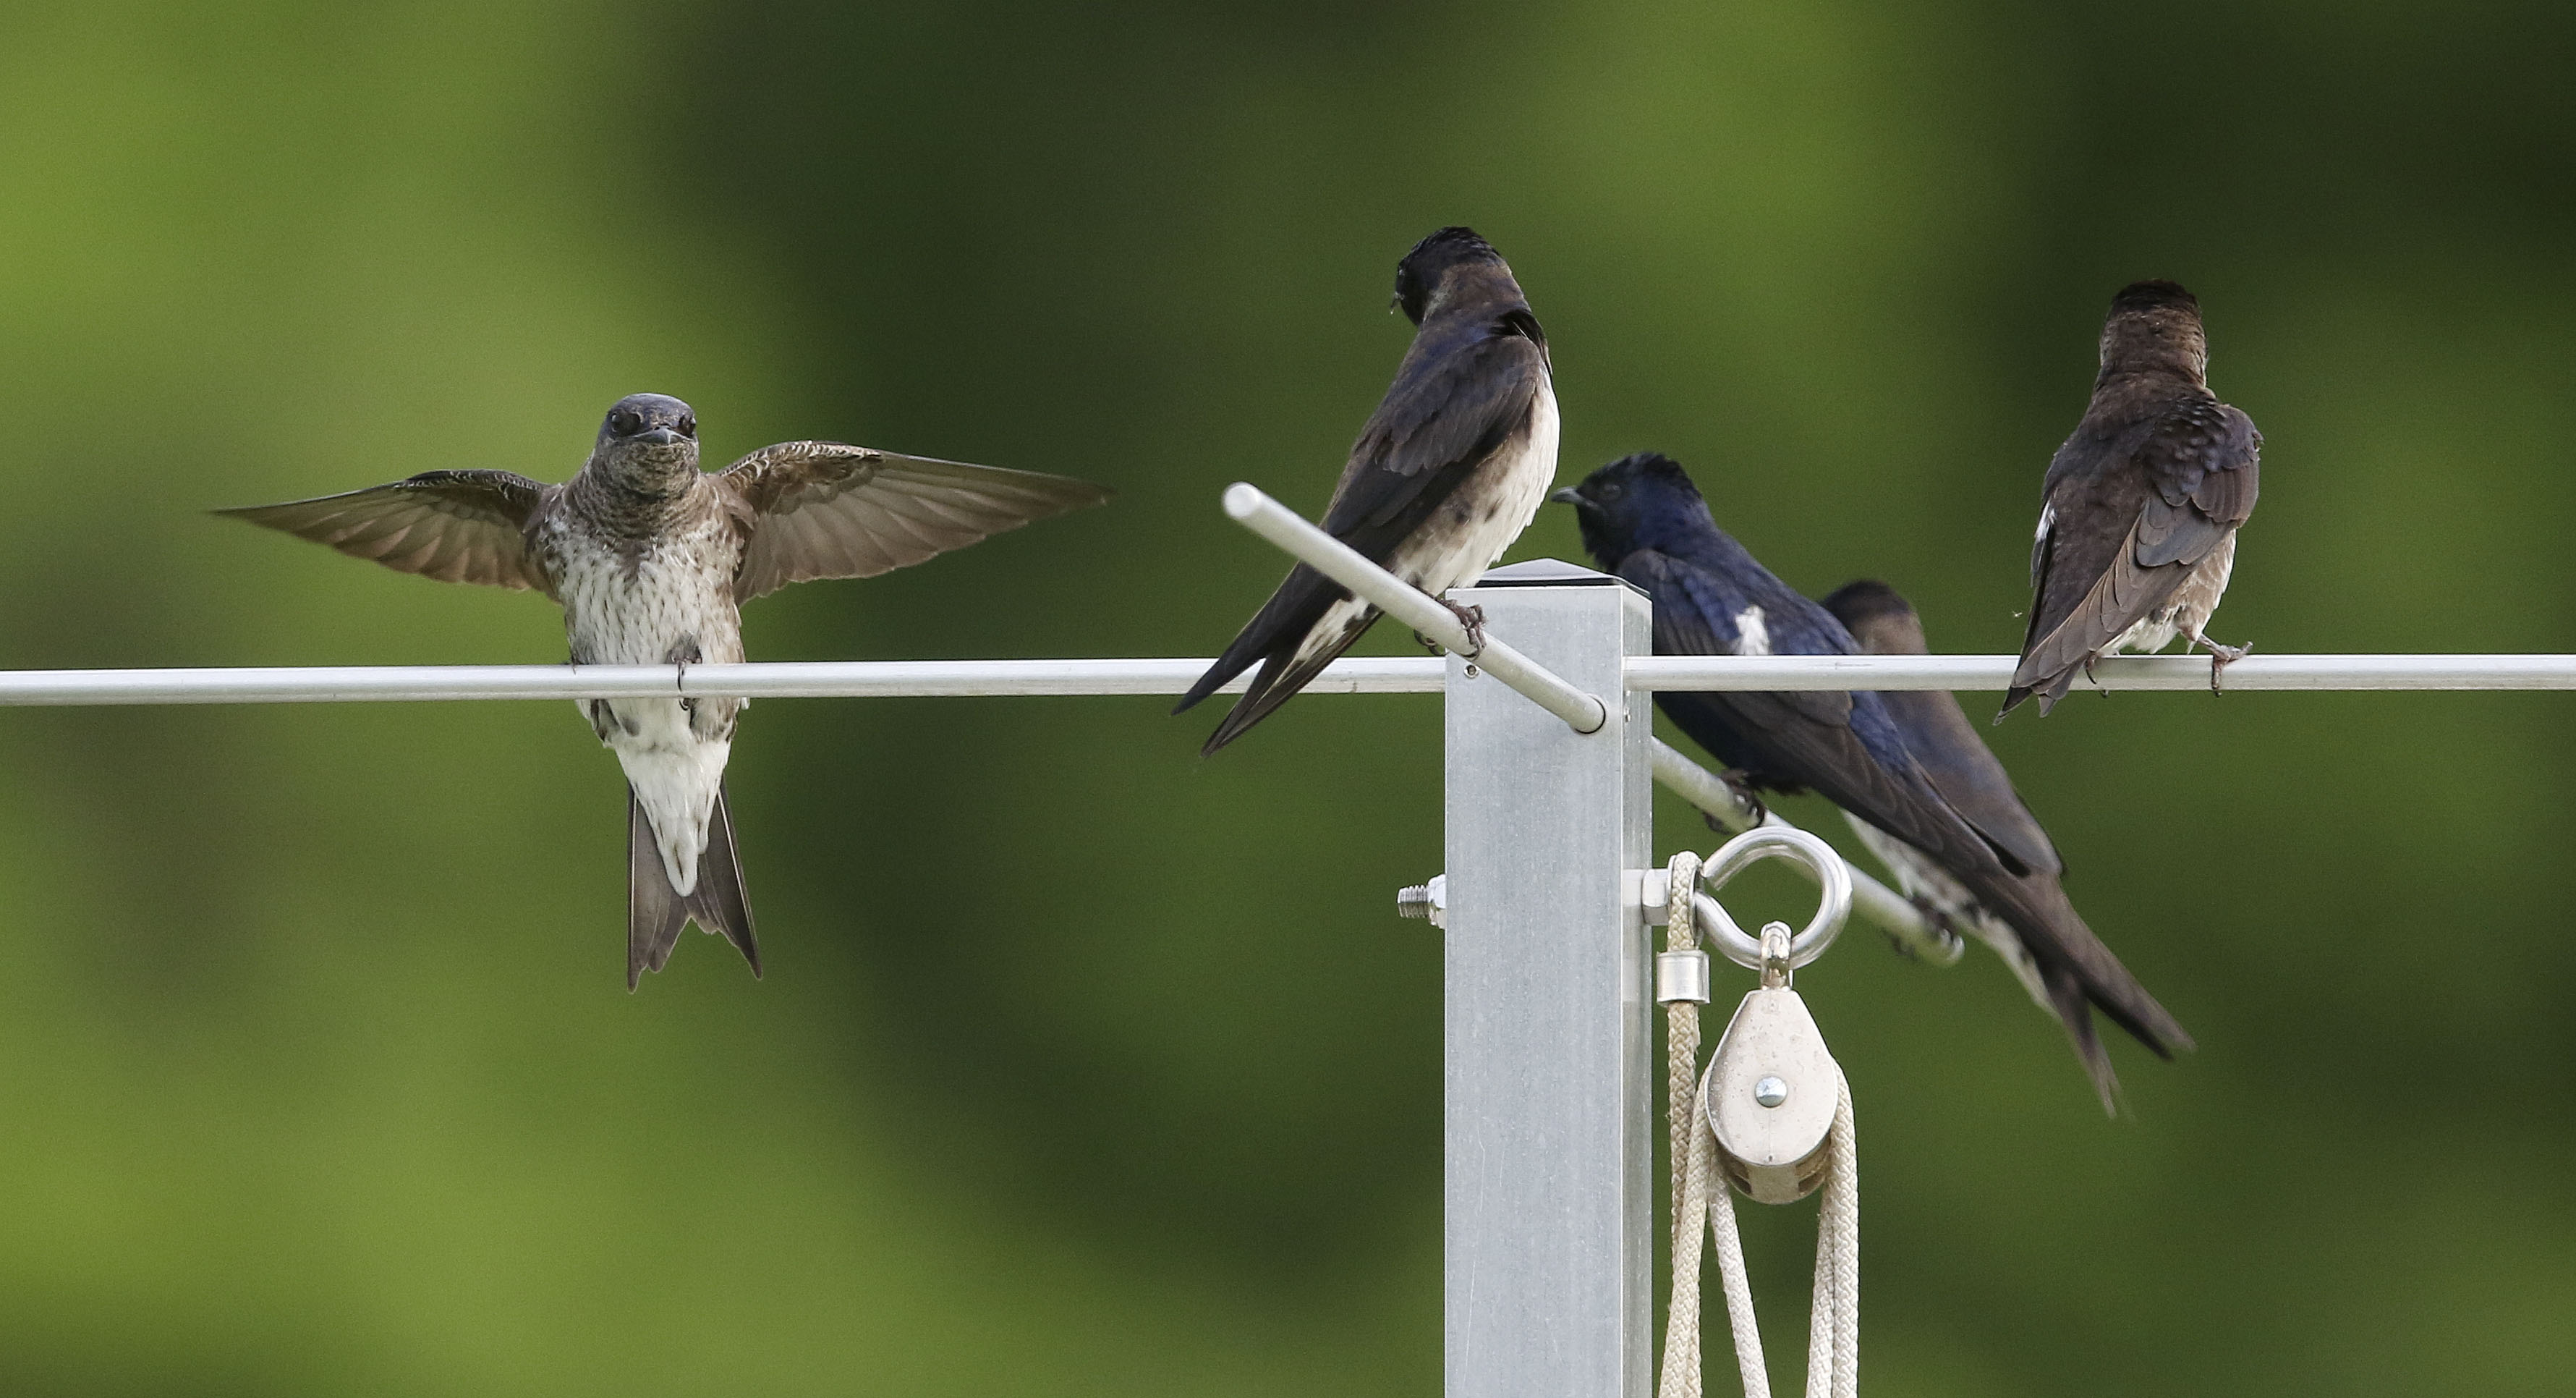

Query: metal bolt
<box><xmin>1395</xmin><ymin>873</ymin><xmax>1448</xmax><ymax>928</ymax></box>
<box><xmin>1753</xmin><ymin>1075</ymin><xmax>1788</xmax><ymax>1109</ymax></box>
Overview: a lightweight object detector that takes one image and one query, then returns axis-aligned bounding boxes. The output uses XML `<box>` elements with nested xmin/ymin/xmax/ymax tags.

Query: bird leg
<box><xmin>2182</xmin><ymin>627</ymin><xmax>2250</xmax><ymax>695</ymax></box>
<box><xmin>1891</xmin><ymin>897</ymin><xmax>1968</xmax><ymax>962</ymax></box>
<box><xmin>1412</xmin><ymin>603</ymin><xmax>1490</xmax><ymax>657</ymax></box>
<box><xmin>667</xmin><ymin>640</ymin><xmax>702</xmax><ymax>714</ymax></box>
<box><xmin>1445</xmin><ymin>600</ymin><xmax>1488</xmax><ymax>656</ymax></box>
<box><xmin>1696</xmin><ymin>768</ymin><xmax>1769</xmax><ymax>830</ymax></box>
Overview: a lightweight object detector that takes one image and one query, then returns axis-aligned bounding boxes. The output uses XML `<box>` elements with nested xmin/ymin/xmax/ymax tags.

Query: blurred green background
<box><xmin>0</xmin><ymin>1</ymin><xmax>2569</xmax><ymax>1392</ymax></box>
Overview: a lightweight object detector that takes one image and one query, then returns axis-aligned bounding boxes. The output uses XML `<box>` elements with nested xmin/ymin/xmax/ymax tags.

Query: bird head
<box><xmin>1819</xmin><ymin>579</ymin><xmax>1930</xmax><ymax>658</ymax></box>
<box><xmin>592</xmin><ymin>393</ymin><xmax>702</xmax><ymax>493</ymax></box>
<box><xmin>1549</xmin><ymin>452</ymin><xmax>1712</xmax><ymax>569</ymax></box>
<box><xmin>2099</xmin><ymin>279</ymin><xmax>2209</xmax><ymax>382</ymax></box>
<box><xmin>1391</xmin><ymin>226</ymin><xmax>1506</xmax><ymax>324</ymax></box>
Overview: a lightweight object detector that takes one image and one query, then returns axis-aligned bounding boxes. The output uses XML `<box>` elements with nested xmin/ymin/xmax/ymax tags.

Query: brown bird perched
<box><xmin>2003</xmin><ymin>281</ymin><xmax>2261</xmax><ymax>717</ymax></box>
<box><xmin>223</xmin><ymin>394</ymin><xmax>1110</xmax><ymax>988</ymax></box>
<box><xmin>1824</xmin><ymin>578</ymin><xmax>2188</xmax><ymax>1109</ymax></box>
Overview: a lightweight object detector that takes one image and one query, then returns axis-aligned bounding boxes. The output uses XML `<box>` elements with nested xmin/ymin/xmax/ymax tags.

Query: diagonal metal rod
<box><xmin>1649</xmin><ymin>738</ymin><xmax>1958</xmax><ymax>964</ymax></box>
<box><xmin>1223</xmin><ymin>483</ymin><xmax>1610</xmax><ymax>732</ymax></box>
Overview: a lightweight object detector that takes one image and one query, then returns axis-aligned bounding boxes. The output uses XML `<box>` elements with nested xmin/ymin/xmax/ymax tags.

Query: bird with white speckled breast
<box><xmin>223</xmin><ymin>394</ymin><xmax>1110</xmax><ymax>988</ymax></box>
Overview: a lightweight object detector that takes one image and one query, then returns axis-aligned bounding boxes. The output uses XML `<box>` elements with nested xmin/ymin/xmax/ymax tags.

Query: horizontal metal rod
<box><xmin>1625</xmin><ymin>653</ymin><xmax>2576</xmax><ymax>692</ymax></box>
<box><xmin>1649</xmin><ymin>739</ymin><xmax>1960</xmax><ymax>966</ymax></box>
<box><xmin>1223</xmin><ymin>484</ymin><xmax>1611</xmax><ymax>733</ymax></box>
<box><xmin>2</xmin><ymin>652</ymin><xmax>2572</xmax><ymax>707</ymax></box>
<box><xmin>0</xmin><ymin>658</ymin><xmax>1445</xmax><ymax>707</ymax></box>
<box><xmin>6</xmin><ymin>651</ymin><xmax>2575</xmax><ymax>708</ymax></box>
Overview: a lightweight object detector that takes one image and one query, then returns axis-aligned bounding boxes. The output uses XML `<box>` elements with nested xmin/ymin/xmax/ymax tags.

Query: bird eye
<box><xmin>1599</xmin><ymin>483</ymin><xmax>1625</xmax><ymax>501</ymax></box>
<box><xmin>679</xmin><ymin>415</ymin><xmax>697</xmax><ymax>439</ymax></box>
<box><xmin>609</xmin><ymin>410</ymin><xmax>639</xmax><ymax>436</ymax></box>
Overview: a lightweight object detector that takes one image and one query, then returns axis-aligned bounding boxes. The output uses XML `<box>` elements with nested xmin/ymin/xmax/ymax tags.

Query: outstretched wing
<box><xmin>721</xmin><ymin>442</ymin><xmax>1111</xmax><ymax>601</ymax></box>
<box><xmin>218</xmin><ymin>470</ymin><xmax>554</xmax><ymax>593</ymax></box>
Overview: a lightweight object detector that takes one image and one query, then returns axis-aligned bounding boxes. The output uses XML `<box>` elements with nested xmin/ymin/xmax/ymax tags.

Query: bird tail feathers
<box><xmin>1196</xmin><ymin>598</ymin><xmax>1379</xmax><ymax>755</ymax></box>
<box><xmin>1997</xmin><ymin>669</ymin><xmax>2079</xmax><ymax>721</ymax></box>
<box><xmin>1962</xmin><ymin>868</ymin><xmax>2192</xmax><ymax>1112</ymax></box>
<box><xmin>627</xmin><ymin>783</ymin><xmax>760</xmax><ymax>991</ymax></box>
<box><xmin>2044</xmin><ymin>969</ymin><xmax>2122</xmax><ymax>1117</ymax></box>
<box><xmin>1173</xmin><ymin>564</ymin><xmax>1346</xmax><ymax>717</ymax></box>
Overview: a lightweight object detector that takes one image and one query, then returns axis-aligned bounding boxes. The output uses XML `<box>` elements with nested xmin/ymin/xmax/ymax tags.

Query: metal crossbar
<box><xmin>0</xmin><ymin>658</ymin><xmax>1440</xmax><ymax>706</ymax></box>
<box><xmin>1628</xmin><ymin>652</ymin><xmax>2576</xmax><ymax>690</ymax></box>
<box><xmin>0</xmin><ymin>651</ymin><xmax>2565</xmax><ymax>708</ymax></box>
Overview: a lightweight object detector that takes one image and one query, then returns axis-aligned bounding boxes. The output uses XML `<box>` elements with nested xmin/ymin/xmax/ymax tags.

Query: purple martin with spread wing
<box><xmin>2004</xmin><ymin>281</ymin><xmax>2261</xmax><ymax>717</ymax></box>
<box><xmin>223</xmin><ymin>393</ymin><xmax>1109</xmax><ymax>988</ymax></box>
<box><xmin>1174</xmin><ymin>226</ymin><xmax>1559</xmax><ymax>753</ymax></box>
<box><xmin>1556</xmin><ymin>454</ymin><xmax>2189</xmax><ymax>1109</ymax></box>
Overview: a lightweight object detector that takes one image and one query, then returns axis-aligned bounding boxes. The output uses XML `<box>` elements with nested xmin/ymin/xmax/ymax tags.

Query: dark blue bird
<box><xmin>1555</xmin><ymin>454</ymin><xmax>2189</xmax><ymax>1109</ymax></box>
<box><xmin>1176</xmin><ymin>226</ymin><xmax>1559</xmax><ymax>753</ymax></box>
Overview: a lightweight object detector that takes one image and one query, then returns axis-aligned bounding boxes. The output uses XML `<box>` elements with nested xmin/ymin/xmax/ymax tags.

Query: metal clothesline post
<box><xmin>1442</xmin><ymin>564</ymin><xmax>1654</xmax><ymax>1397</ymax></box>
<box><xmin>1210</xmin><ymin>486</ymin><xmax>1861</xmax><ymax>1397</ymax></box>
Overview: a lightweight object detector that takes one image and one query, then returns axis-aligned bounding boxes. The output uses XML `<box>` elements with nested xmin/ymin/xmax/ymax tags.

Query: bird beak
<box><xmin>1547</xmin><ymin>486</ymin><xmax>1589</xmax><ymax>510</ymax></box>
<box><xmin>639</xmin><ymin>427</ymin><xmax>684</xmax><ymax>446</ymax></box>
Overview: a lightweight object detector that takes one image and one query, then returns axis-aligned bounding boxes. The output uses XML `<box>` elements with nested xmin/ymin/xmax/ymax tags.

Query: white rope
<box><xmin>1659</xmin><ymin>852</ymin><xmax>1861</xmax><ymax>1398</ymax></box>
<box><xmin>1803</xmin><ymin>1069</ymin><xmax>1858</xmax><ymax>1398</ymax></box>
<box><xmin>1662</xmin><ymin>851</ymin><xmax>1759</xmax><ymax>1398</ymax></box>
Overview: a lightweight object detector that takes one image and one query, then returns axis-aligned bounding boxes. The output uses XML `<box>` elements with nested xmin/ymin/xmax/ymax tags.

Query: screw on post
<box><xmin>1393</xmin><ymin>873</ymin><xmax>1446</xmax><ymax>928</ymax></box>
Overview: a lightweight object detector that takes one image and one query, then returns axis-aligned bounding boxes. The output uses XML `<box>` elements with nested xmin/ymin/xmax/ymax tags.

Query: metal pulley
<box><xmin>1685</xmin><ymin>827</ymin><xmax>1853</xmax><ymax>1205</ymax></box>
<box><xmin>1705</xmin><ymin>923</ymin><xmax>1842</xmax><ymax>1203</ymax></box>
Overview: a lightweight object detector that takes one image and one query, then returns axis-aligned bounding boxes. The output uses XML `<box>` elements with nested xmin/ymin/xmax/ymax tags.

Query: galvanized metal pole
<box><xmin>1444</xmin><ymin>560</ymin><xmax>1654</xmax><ymax>1398</ymax></box>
